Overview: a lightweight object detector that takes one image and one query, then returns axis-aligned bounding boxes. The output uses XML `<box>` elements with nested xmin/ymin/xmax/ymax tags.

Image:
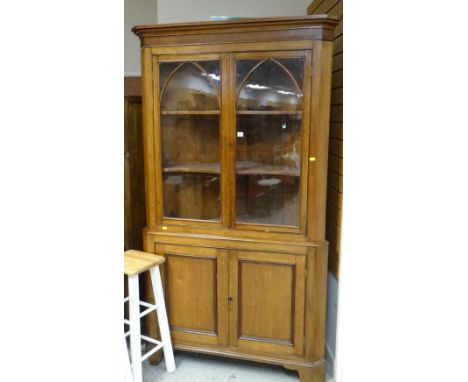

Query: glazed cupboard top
<box><xmin>133</xmin><ymin>16</ymin><xmax>338</xmax><ymax>242</ymax></box>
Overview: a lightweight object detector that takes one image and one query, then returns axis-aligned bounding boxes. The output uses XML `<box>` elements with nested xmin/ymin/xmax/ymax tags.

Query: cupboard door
<box><xmin>155</xmin><ymin>244</ymin><xmax>228</xmax><ymax>346</ymax></box>
<box><xmin>158</xmin><ymin>57</ymin><xmax>222</xmax><ymax>222</ymax></box>
<box><xmin>234</xmin><ymin>53</ymin><xmax>309</xmax><ymax>229</ymax></box>
<box><xmin>229</xmin><ymin>251</ymin><xmax>306</xmax><ymax>355</ymax></box>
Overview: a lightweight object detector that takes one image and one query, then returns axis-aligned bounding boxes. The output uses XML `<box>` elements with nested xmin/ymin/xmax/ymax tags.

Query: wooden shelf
<box><xmin>163</xmin><ymin>163</ymin><xmax>221</xmax><ymax>174</ymax></box>
<box><xmin>238</xmin><ymin>167</ymin><xmax>300</xmax><ymax>177</ymax></box>
<box><xmin>237</xmin><ymin>161</ymin><xmax>300</xmax><ymax>177</ymax></box>
<box><xmin>161</xmin><ymin>111</ymin><xmax>220</xmax><ymax>115</ymax></box>
<box><xmin>237</xmin><ymin>111</ymin><xmax>302</xmax><ymax>115</ymax></box>
<box><xmin>236</xmin><ymin>215</ymin><xmax>295</xmax><ymax>225</ymax></box>
<box><xmin>163</xmin><ymin>161</ymin><xmax>300</xmax><ymax>177</ymax></box>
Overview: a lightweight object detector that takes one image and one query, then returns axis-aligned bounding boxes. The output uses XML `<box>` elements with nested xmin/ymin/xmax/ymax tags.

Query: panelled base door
<box><xmin>156</xmin><ymin>244</ymin><xmax>306</xmax><ymax>355</ymax></box>
<box><xmin>155</xmin><ymin>244</ymin><xmax>229</xmax><ymax>346</ymax></box>
<box><xmin>228</xmin><ymin>250</ymin><xmax>306</xmax><ymax>355</ymax></box>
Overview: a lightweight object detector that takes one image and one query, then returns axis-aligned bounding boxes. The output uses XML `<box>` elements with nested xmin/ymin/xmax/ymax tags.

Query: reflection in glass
<box><xmin>236</xmin><ymin>58</ymin><xmax>304</xmax><ymax>226</ymax></box>
<box><xmin>161</xmin><ymin>115</ymin><xmax>220</xmax><ymax>169</ymax></box>
<box><xmin>160</xmin><ymin>61</ymin><xmax>220</xmax><ymax>111</ymax></box>
<box><xmin>276</xmin><ymin>58</ymin><xmax>305</xmax><ymax>89</ymax></box>
<box><xmin>163</xmin><ymin>174</ymin><xmax>220</xmax><ymax>220</ymax></box>
<box><xmin>236</xmin><ymin>175</ymin><xmax>299</xmax><ymax>226</ymax></box>
<box><xmin>237</xmin><ymin>59</ymin><xmax>303</xmax><ymax>112</ymax></box>
<box><xmin>159</xmin><ymin>60</ymin><xmax>221</xmax><ymax>221</ymax></box>
<box><xmin>236</xmin><ymin>59</ymin><xmax>261</xmax><ymax>88</ymax></box>
<box><xmin>198</xmin><ymin>61</ymin><xmax>221</xmax><ymax>92</ymax></box>
<box><xmin>159</xmin><ymin>62</ymin><xmax>180</xmax><ymax>92</ymax></box>
<box><xmin>236</xmin><ymin>115</ymin><xmax>301</xmax><ymax>173</ymax></box>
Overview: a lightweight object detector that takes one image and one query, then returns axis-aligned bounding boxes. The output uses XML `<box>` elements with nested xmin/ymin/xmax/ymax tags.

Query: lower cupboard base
<box><xmin>153</xmin><ymin>343</ymin><xmax>326</xmax><ymax>382</ymax></box>
<box><xmin>284</xmin><ymin>363</ymin><xmax>326</xmax><ymax>382</ymax></box>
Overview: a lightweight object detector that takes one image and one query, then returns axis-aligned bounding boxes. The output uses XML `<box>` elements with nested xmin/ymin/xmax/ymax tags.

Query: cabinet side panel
<box><xmin>307</xmin><ymin>41</ymin><xmax>333</xmax><ymax>241</ymax></box>
<box><xmin>304</xmin><ymin>244</ymin><xmax>328</xmax><ymax>361</ymax></box>
<box><xmin>141</xmin><ymin>48</ymin><xmax>157</xmax><ymax>229</ymax></box>
<box><xmin>309</xmin><ymin>0</ymin><xmax>343</xmax><ymax>277</ymax></box>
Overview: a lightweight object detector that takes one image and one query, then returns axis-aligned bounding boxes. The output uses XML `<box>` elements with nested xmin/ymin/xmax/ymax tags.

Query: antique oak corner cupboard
<box><xmin>132</xmin><ymin>15</ymin><xmax>339</xmax><ymax>382</ymax></box>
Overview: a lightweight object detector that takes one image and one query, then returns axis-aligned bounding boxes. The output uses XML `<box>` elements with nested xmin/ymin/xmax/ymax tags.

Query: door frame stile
<box><xmin>221</xmin><ymin>53</ymin><xmax>233</xmax><ymax>228</ymax></box>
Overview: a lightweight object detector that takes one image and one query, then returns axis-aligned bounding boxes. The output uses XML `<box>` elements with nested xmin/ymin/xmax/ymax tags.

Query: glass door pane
<box><xmin>235</xmin><ymin>58</ymin><xmax>305</xmax><ymax>226</ymax></box>
<box><xmin>159</xmin><ymin>60</ymin><xmax>221</xmax><ymax>221</ymax></box>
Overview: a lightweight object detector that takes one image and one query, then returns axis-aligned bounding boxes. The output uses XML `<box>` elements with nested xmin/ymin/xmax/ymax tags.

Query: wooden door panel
<box><xmin>166</xmin><ymin>254</ymin><xmax>216</xmax><ymax>332</ymax></box>
<box><xmin>155</xmin><ymin>244</ymin><xmax>228</xmax><ymax>346</ymax></box>
<box><xmin>239</xmin><ymin>261</ymin><xmax>294</xmax><ymax>342</ymax></box>
<box><xmin>229</xmin><ymin>251</ymin><xmax>306</xmax><ymax>355</ymax></box>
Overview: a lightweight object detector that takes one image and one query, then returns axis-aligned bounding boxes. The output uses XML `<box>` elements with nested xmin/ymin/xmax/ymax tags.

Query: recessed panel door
<box><xmin>228</xmin><ymin>250</ymin><xmax>306</xmax><ymax>355</ymax></box>
<box><xmin>155</xmin><ymin>244</ymin><xmax>229</xmax><ymax>346</ymax></box>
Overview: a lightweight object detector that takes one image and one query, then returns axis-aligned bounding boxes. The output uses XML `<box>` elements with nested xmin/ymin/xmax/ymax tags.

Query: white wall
<box><xmin>157</xmin><ymin>0</ymin><xmax>312</xmax><ymax>23</ymax></box>
<box><xmin>124</xmin><ymin>0</ymin><xmax>157</xmax><ymax>75</ymax></box>
<box><xmin>125</xmin><ymin>0</ymin><xmax>313</xmax><ymax>73</ymax></box>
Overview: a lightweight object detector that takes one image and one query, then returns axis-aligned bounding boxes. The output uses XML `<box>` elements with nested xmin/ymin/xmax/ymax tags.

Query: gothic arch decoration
<box><xmin>160</xmin><ymin>61</ymin><xmax>221</xmax><ymax>111</ymax></box>
<box><xmin>237</xmin><ymin>59</ymin><xmax>303</xmax><ymax>112</ymax></box>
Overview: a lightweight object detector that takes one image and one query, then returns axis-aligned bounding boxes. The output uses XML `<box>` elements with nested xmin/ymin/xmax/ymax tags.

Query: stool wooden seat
<box><xmin>124</xmin><ymin>250</ymin><xmax>175</xmax><ymax>382</ymax></box>
<box><xmin>124</xmin><ymin>250</ymin><xmax>165</xmax><ymax>276</ymax></box>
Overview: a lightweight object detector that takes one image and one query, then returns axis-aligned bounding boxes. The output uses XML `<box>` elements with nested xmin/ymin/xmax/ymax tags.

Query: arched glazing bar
<box><xmin>160</xmin><ymin>61</ymin><xmax>221</xmax><ymax>111</ymax></box>
<box><xmin>236</xmin><ymin>58</ymin><xmax>303</xmax><ymax>112</ymax></box>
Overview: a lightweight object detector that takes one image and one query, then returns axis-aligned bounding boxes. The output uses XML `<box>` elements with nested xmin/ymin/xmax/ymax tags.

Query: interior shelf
<box><xmin>237</xmin><ymin>162</ymin><xmax>300</xmax><ymax>177</ymax></box>
<box><xmin>163</xmin><ymin>163</ymin><xmax>220</xmax><ymax>174</ymax></box>
<box><xmin>236</xmin><ymin>110</ymin><xmax>302</xmax><ymax>115</ymax></box>
<box><xmin>163</xmin><ymin>161</ymin><xmax>300</xmax><ymax>177</ymax></box>
<box><xmin>161</xmin><ymin>110</ymin><xmax>220</xmax><ymax>115</ymax></box>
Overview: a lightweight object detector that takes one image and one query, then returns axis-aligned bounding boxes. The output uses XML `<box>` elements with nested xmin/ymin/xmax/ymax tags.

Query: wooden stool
<box><xmin>124</xmin><ymin>250</ymin><xmax>176</xmax><ymax>382</ymax></box>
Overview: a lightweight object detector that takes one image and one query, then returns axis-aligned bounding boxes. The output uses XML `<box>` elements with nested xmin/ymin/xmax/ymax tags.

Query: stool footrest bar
<box><xmin>139</xmin><ymin>305</ymin><xmax>158</xmax><ymax>318</ymax></box>
<box><xmin>141</xmin><ymin>344</ymin><xmax>164</xmax><ymax>362</ymax></box>
<box><xmin>141</xmin><ymin>334</ymin><xmax>161</xmax><ymax>346</ymax></box>
<box><xmin>139</xmin><ymin>301</ymin><xmax>154</xmax><ymax>308</ymax></box>
<box><xmin>140</xmin><ymin>335</ymin><xmax>163</xmax><ymax>362</ymax></box>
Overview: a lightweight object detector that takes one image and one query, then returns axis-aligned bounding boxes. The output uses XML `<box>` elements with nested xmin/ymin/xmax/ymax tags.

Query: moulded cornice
<box><xmin>132</xmin><ymin>15</ymin><xmax>340</xmax><ymax>47</ymax></box>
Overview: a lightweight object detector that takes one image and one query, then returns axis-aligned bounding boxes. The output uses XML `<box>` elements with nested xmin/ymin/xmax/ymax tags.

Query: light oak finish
<box><xmin>154</xmin><ymin>244</ymin><xmax>229</xmax><ymax>346</ymax></box>
<box><xmin>228</xmin><ymin>251</ymin><xmax>306</xmax><ymax>356</ymax></box>
<box><xmin>133</xmin><ymin>16</ymin><xmax>338</xmax><ymax>382</ymax></box>
<box><xmin>124</xmin><ymin>250</ymin><xmax>165</xmax><ymax>276</ymax></box>
<box><xmin>308</xmin><ymin>0</ymin><xmax>343</xmax><ymax>278</ymax></box>
<box><xmin>287</xmin><ymin>362</ymin><xmax>326</xmax><ymax>382</ymax></box>
<box><xmin>132</xmin><ymin>16</ymin><xmax>338</xmax><ymax>47</ymax></box>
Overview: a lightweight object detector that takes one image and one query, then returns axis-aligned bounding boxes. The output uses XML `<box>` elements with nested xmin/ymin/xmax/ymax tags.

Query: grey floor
<box><xmin>143</xmin><ymin>352</ymin><xmax>333</xmax><ymax>382</ymax></box>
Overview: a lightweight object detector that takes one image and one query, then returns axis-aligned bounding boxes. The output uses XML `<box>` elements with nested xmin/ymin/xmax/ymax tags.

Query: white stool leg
<box><xmin>150</xmin><ymin>266</ymin><xmax>176</xmax><ymax>372</ymax></box>
<box><xmin>128</xmin><ymin>274</ymin><xmax>143</xmax><ymax>382</ymax></box>
<box><xmin>124</xmin><ymin>337</ymin><xmax>134</xmax><ymax>382</ymax></box>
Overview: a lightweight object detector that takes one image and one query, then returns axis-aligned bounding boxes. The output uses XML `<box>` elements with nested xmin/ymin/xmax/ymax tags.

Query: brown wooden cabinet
<box><xmin>133</xmin><ymin>16</ymin><xmax>338</xmax><ymax>382</ymax></box>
